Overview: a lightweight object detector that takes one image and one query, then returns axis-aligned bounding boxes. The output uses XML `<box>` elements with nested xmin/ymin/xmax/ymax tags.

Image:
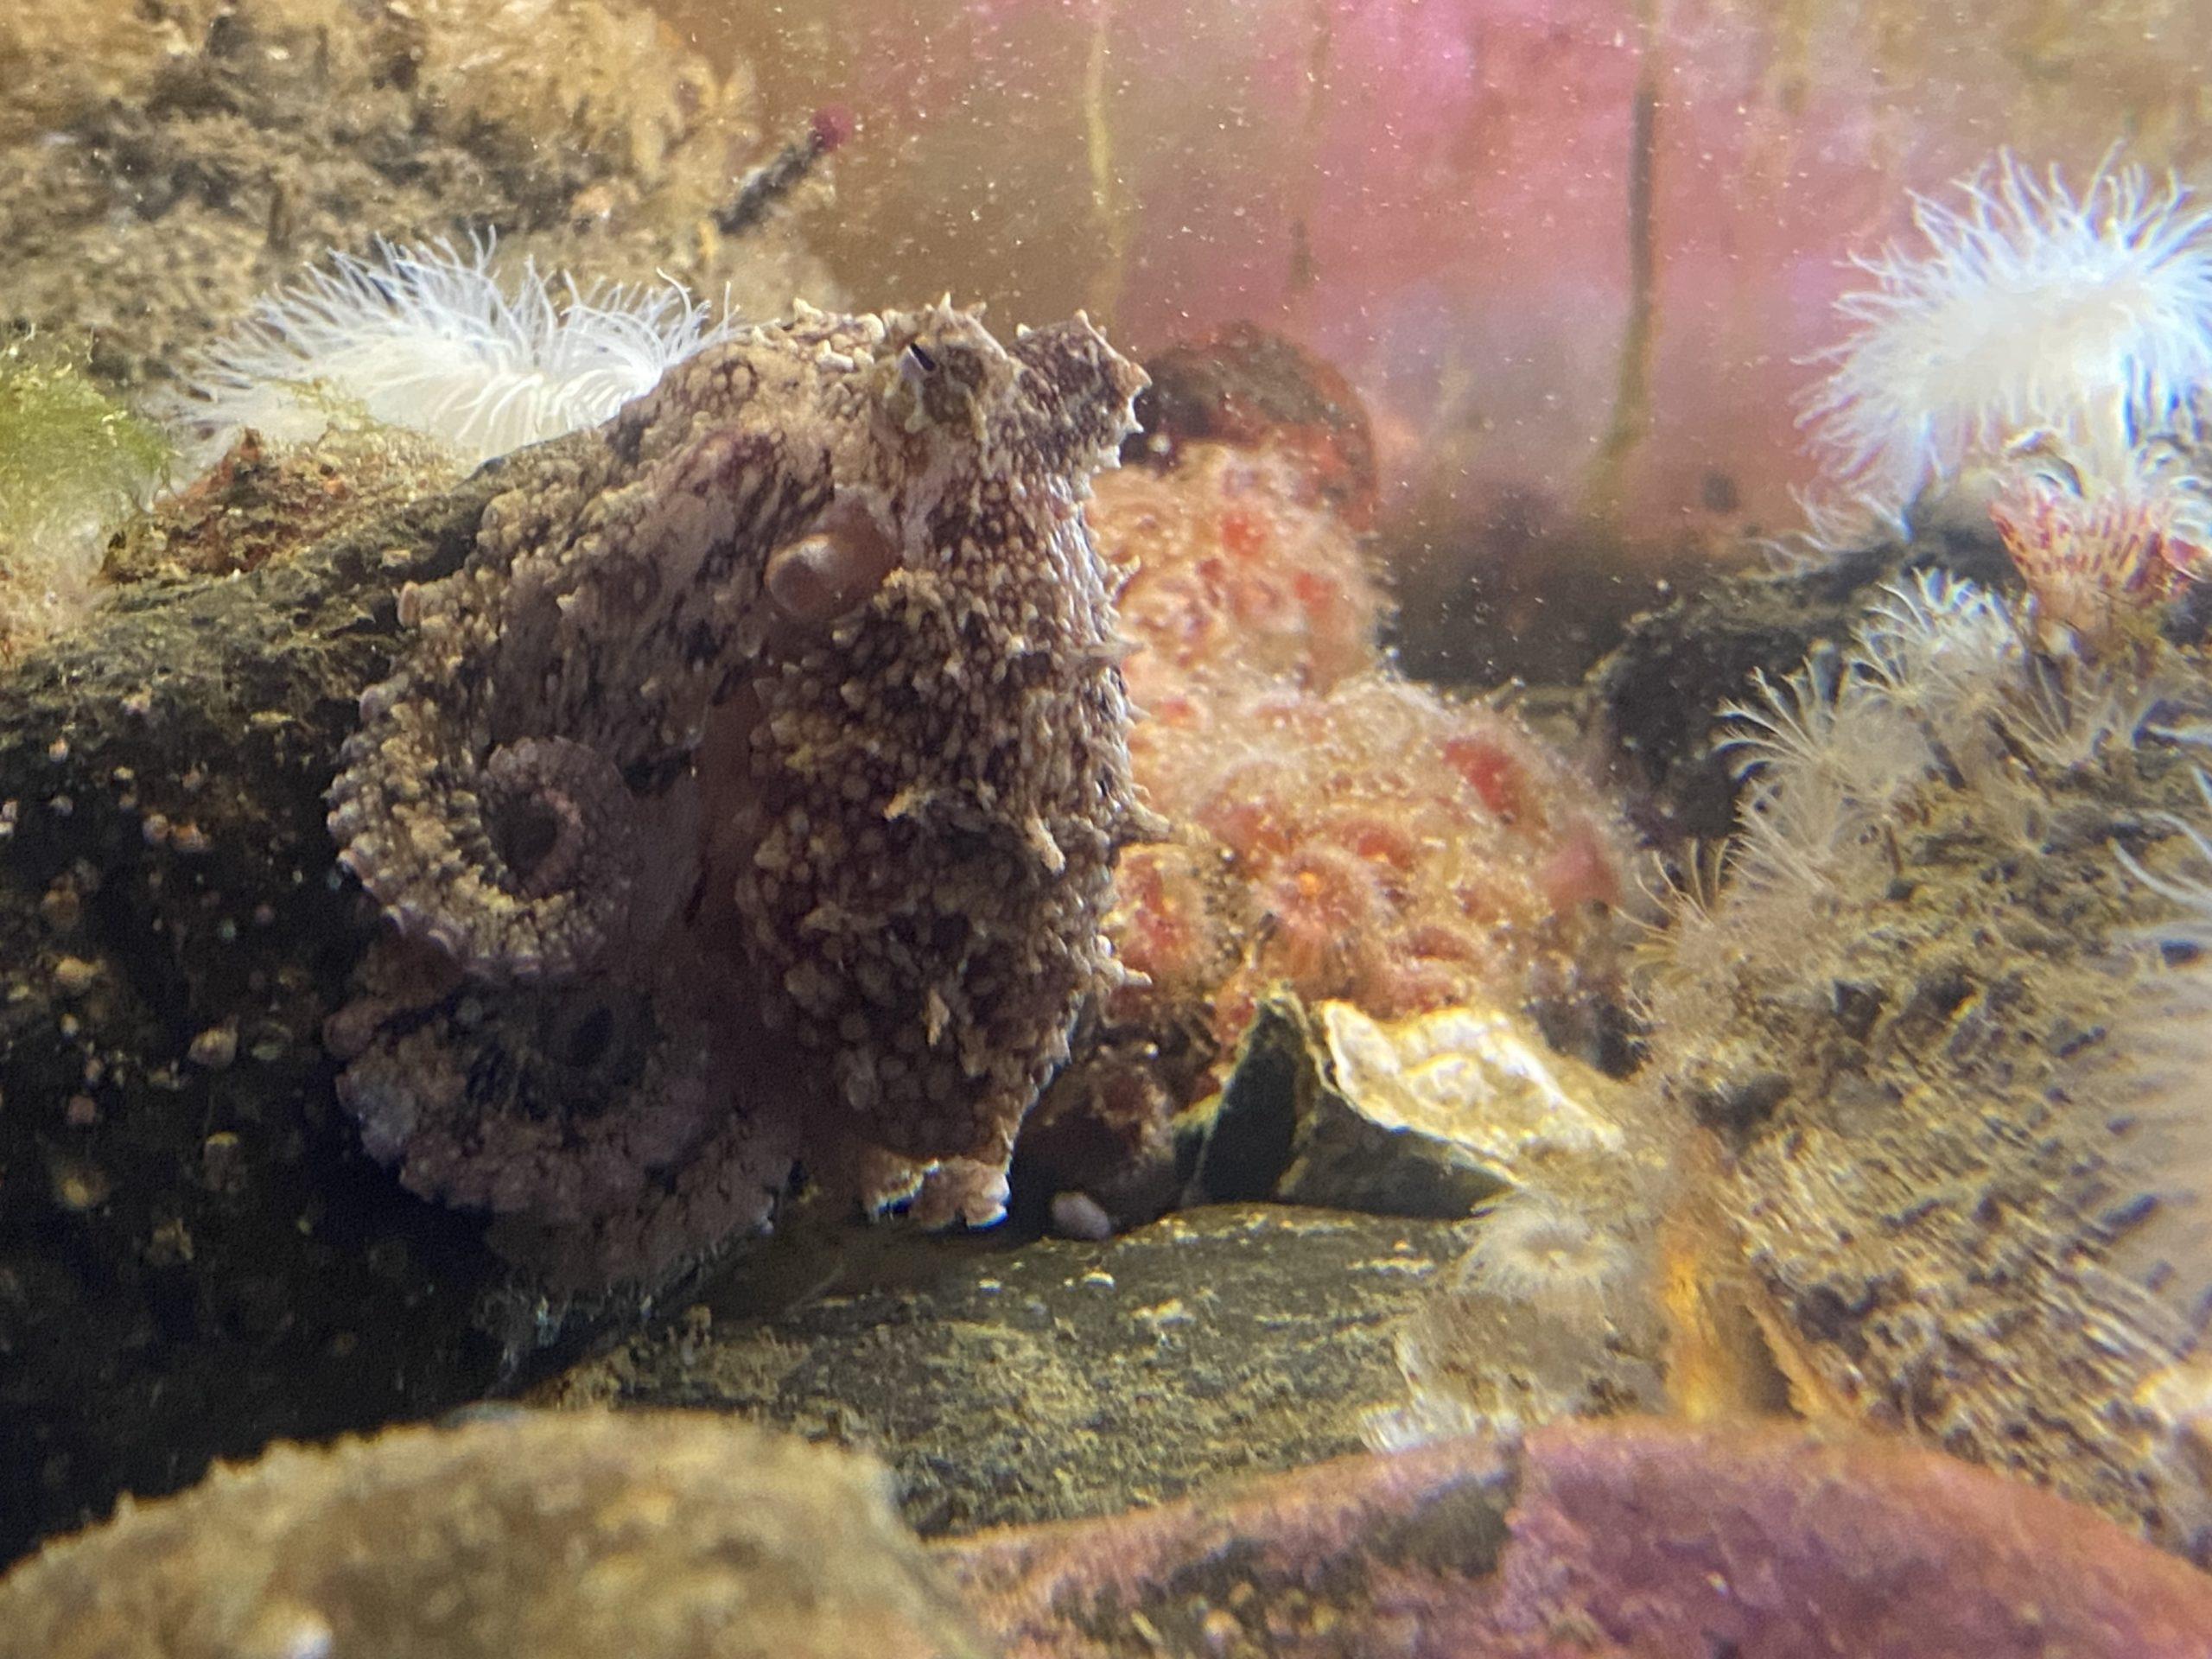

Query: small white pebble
<box><xmin>52</xmin><ymin>957</ymin><xmax>98</xmax><ymax>997</ymax></box>
<box><xmin>188</xmin><ymin>1022</ymin><xmax>239</xmax><ymax>1070</ymax></box>
<box><xmin>1049</xmin><ymin>1189</ymin><xmax>1116</xmax><ymax>1241</ymax></box>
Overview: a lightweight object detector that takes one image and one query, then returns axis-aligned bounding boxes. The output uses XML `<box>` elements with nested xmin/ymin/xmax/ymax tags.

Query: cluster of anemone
<box><xmin>1643</xmin><ymin>569</ymin><xmax>2167</xmax><ymax>1016</ymax></box>
<box><xmin>1634</xmin><ymin>557</ymin><xmax>2212</xmax><ymax>1550</ymax></box>
<box><xmin>1118</xmin><ymin>669</ymin><xmax>1629</xmax><ymax>1050</ymax></box>
<box><xmin>1103</xmin><ymin>439</ymin><xmax>1387</xmax><ymax>708</ymax></box>
<box><xmin>1654</xmin><ymin>566</ymin><xmax>2206</xmax><ymax>1206</ymax></box>
<box><xmin>1083</xmin><ymin>434</ymin><xmax>1630</xmax><ymax>1065</ymax></box>
<box><xmin>1608</xmin><ymin>149</ymin><xmax>2212</xmax><ymax>1548</ymax></box>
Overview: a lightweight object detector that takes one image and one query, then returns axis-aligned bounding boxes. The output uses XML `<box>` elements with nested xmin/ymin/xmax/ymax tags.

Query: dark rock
<box><xmin>1183</xmin><ymin>992</ymin><xmax>1629</xmax><ymax>1222</ymax></box>
<box><xmin>537</xmin><ymin>1204</ymin><xmax>1463</xmax><ymax>1535</ymax></box>
<box><xmin>1687</xmin><ymin>1070</ymin><xmax>1791</xmax><ymax>1147</ymax></box>
<box><xmin>0</xmin><ymin>454</ymin><xmax>546</xmax><ymax>1568</ymax></box>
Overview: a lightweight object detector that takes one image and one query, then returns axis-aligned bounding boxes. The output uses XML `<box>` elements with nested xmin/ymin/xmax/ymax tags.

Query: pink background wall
<box><xmin>661</xmin><ymin>0</ymin><xmax>2210</xmax><ymax>562</ymax></box>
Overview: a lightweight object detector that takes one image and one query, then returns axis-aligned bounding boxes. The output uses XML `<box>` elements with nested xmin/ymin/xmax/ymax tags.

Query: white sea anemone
<box><xmin>1801</xmin><ymin>152</ymin><xmax>2212</xmax><ymax>512</ymax></box>
<box><xmin>168</xmin><ymin>237</ymin><xmax>731</xmax><ymax>465</ymax></box>
<box><xmin>1453</xmin><ymin>1193</ymin><xmax>1635</xmax><ymax>1327</ymax></box>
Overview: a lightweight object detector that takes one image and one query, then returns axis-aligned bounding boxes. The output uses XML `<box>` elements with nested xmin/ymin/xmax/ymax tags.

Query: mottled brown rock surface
<box><xmin>0</xmin><ymin>0</ymin><xmax>835</xmax><ymax>395</ymax></box>
<box><xmin>539</xmin><ymin>1204</ymin><xmax>1463</xmax><ymax>1535</ymax></box>
<box><xmin>0</xmin><ymin>1410</ymin><xmax>990</xmax><ymax>1659</ymax></box>
<box><xmin>0</xmin><ymin>456</ymin><xmax>522</xmax><ymax>1568</ymax></box>
<box><xmin>1626</xmin><ymin>568</ymin><xmax>2212</xmax><ymax>1560</ymax></box>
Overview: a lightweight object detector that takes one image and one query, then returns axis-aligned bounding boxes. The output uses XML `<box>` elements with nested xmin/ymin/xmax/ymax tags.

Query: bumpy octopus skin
<box><xmin>324</xmin><ymin>301</ymin><xmax>1151</xmax><ymax>1285</ymax></box>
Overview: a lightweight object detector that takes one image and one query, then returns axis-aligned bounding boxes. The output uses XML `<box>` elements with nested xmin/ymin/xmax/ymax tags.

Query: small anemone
<box><xmin>167</xmin><ymin>236</ymin><xmax>732</xmax><ymax>465</ymax></box>
<box><xmin>1714</xmin><ymin>574</ymin><xmax>2048</xmax><ymax>888</ymax></box>
<box><xmin>1850</xmin><ymin>569</ymin><xmax>2025</xmax><ymax>719</ymax></box>
<box><xmin>1800</xmin><ymin>151</ymin><xmax>2212</xmax><ymax>513</ymax></box>
<box><xmin>1989</xmin><ymin>439</ymin><xmax>2212</xmax><ymax>649</ymax></box>
<box><xmin>1715</xmin><ymin>647</ymin><xmax>1929</xmax><ymax>893</ymax></box>
<box><xmin>2009</xmin><ymin>650</ymin><xmax>2164</xmax><ymax>774</ymax></box>
<box><xmin>1454</xmin><ymin>1192</ymin><xmax>1635</xmax><ymax>1327</ymax></box>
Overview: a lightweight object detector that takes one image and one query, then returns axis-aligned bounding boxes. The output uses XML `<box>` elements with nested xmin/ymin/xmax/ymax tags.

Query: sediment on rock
<box><xmin>0</xmin><ymin>449</ymin><xmax>555</xmax><ymax>1568</ymax></box>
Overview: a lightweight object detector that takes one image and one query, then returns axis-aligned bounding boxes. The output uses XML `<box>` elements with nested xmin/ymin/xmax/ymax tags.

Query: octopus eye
<box><xmin>765</xmin><ymin>503</ymin><xmax>900</xmax><ymax>626</ymax></box>
<box><xmin>904</xmin><ymin>341</ymin><xmax>939</xmax><ymax>375</ymax></box>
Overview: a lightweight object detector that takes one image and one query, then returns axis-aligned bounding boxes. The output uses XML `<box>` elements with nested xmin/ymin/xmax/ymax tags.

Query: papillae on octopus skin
<box><xmin>321</xmin><ymin>300</ymin><xmax>1153</xmax><ymax>1288</ymax></box>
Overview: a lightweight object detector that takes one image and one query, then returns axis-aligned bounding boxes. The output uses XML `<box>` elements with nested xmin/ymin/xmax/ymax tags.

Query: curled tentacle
<box><xmin>329</xmin><ymin>730</ymin><xmax>635</xmax><ymax>983</ymax></box>
<box><xmin>334</xmin><ymin>953</ymin><xmax>798</xmax><ymax>1287</ymax></box>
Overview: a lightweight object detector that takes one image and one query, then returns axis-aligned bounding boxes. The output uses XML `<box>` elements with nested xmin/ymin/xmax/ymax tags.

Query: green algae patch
<box><xmin>0</xmin><ymin>340</ymin><xmax>169</xmax><ymax>545</ymax></box>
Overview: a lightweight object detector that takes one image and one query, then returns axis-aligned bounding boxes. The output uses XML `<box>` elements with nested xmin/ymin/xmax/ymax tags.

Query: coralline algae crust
<box><xmin>324</xmin><ymin>300</ymin><xmax>1149</xmax><ymax>1286</ymax></box>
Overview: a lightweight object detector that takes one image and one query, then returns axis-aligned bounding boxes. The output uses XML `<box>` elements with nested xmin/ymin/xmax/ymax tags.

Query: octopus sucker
<box><xmin>326</xmin><ymin>302</ymin><xmax>1149</xmax><ymax>1287</ymax></box>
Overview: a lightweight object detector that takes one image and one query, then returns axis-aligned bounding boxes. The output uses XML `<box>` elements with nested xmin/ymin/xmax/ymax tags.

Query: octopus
<box><xmin>323</xmin><ymin>299</ymin><xmax>1152</xmax><ymax>1287</ymax></box>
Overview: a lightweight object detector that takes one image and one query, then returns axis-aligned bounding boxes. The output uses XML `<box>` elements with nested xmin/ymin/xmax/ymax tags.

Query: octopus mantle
<box><xmin>324</xmin><ymin>301</ymin><xmax>1149</xmax><ymax>1286</ymax></box>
